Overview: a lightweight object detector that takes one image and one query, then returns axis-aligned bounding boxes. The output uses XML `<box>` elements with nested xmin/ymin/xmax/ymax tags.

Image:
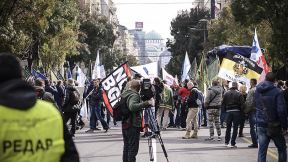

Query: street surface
<box><xmin>75</xmin><ymin>124</ymin><xmax>281</xmax><ymax>162</ymax></box>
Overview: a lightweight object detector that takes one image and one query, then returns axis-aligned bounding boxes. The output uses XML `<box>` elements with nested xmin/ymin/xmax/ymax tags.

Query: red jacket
<box><xmin>178</xmin><ymin>87</ymin><xmax>190</xmax><ymax>103</ymax></box>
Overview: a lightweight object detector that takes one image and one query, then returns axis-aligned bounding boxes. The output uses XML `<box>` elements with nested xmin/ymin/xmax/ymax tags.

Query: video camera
<box><xmin>140</xmin><ymin>78</ymin><xmax>155</xmax><ymax>101</ymax></box>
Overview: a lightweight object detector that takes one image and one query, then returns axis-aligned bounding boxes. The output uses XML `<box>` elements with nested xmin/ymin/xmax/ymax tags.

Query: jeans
<box><xmin>89</xmin><ymin>104</ymin><xmax>109</xmax><ymax>130</ymax></box>
<box><xmin>257</xmin><ymin>127</ymin><xmax>287</xmax><ymax>162</ymax></box>
<box><xmin>220</xmin><ymin>108</ymin><xmax>226</xmax><ymax>126</ymax></box>
<box><xmin>64</xmin><ymin>111</ymin><xmax>77</xmax><ymax>135</ymax></box>
<box><xmin>248</xmin><ymin>112</ymin><xmax>257</xmax><ymax>145</ymax></box>
<box><xmin>201</xmin><ymin>106</ymin><xmax>207</xmax><ymax>126</ymax></box>
<box><xmin>225</xmin><ymin>111</ymin><xmax>241</xmax><ymax>145</ymax></box>
<box><xmin>122</xmin><ymin>127</ymin><xmax>141</xmax><ymax>162</ymax></box>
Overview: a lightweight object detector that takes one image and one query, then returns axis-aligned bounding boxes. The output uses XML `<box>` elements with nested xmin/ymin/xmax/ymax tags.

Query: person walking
<box><xmin>86</xmin><ymin>79</ymin><xmax>109</xmax><ymax>133</ymax></box>
<box><xmin>244</xmin><ymin>78</ymin><xmax>258</xmax><ymax>148</ymax></box>
<box><xmin>255</xmin><ymin>72</ymin><xmax>287</xmax><ymax>162</ymax></box>
<box><xmin>222</xmin><ymin>82</ymin><xmax>244</xmax><ymax>148</ymax></box>
<box><xmin>62</xmin><ymin>79</ymin><xmax>80</xmax><ymax>137</ymax></box>
<box><xmin>0</xmin><ymin>53</ymin><xmax>79</xmax><ymax>162</ymax></box>
<box><xmin>121</xmin><ymin>80</ymin><xmax>154</xmax><ymax>162</ymax></box>
<box><xmin>204</xmin><ymin>80</ymin><xmax>223</xmax><ymax>141</ymax></box>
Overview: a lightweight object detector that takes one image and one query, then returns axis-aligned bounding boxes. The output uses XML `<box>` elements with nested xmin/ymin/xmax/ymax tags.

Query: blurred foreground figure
<box><xmin>0</xmin><ymin>53</ymin><xmax>79</xmax><ymax>162</ymax></box>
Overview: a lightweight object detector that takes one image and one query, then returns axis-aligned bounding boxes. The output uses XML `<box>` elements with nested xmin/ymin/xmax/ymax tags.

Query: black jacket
<box><xmin>63</xmin><ymin>85</ymin><xmax>79</xmax><ymax>112</ymax></box>
<box><xmin>186</xmin><ymin>88</ymin><xmax>199</xmax><ymax>108</ymax></box>
<box><xmin>222</xmin><ymin>88</ymin><xmax>244</xmax><ymax>112</ymax></box>
<box><xmin>0</xmin><ymin>79</ymin><xmax>79</xmax><ymax>162</ymax></box>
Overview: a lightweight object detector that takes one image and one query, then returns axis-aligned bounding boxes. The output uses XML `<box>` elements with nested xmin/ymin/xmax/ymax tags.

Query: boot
<box><xmin>182</xmin><ymin>131</ymin><xmax>191</xmax><ymax>139</ymax></box>
<box><xmin>190</xmin><ymin>132</ymin><xmax>198</xmax><ymax>139</ymax></box>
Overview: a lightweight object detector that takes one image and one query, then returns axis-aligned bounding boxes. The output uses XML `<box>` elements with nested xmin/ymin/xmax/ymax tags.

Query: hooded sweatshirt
<box><xmin>121</xmin><ymin>89</ymin><xmax>150</xmax><ymax>128</ymax></box>
<box><xmin>255</xmin><ymin>81</ymin><xmax>288</xmax><ymax>129</ymax></box>
<box><xmin>0</xmin><ymin>79</ymin><xmax>79</xmax><ymax>162</ymax></box>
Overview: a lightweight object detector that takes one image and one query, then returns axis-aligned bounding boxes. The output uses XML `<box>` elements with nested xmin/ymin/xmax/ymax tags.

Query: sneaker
<box><xmin>248</xmin><ymin>144</ymin><xmax>258</xmax><ymax>148</ymax></box>
<box><xmin>225</xmin><ymin>143</ymin><xmax>229</xmax><ymax>147</ymax></box>
<box><xmin>205</xmin><ymin>137</ymin><xmax>214</xmax><ymax>141</ymax></box>
<box><xmin>217</xmin><ymin>136</ymin><xmax>221</xmax><ymax>141</ymax></box>
<box><xmin>85</xmin><ymin>129</ymin><xmax>95</xmax><ymax>133</ymax></box>
<box><xmin>238</xmin><ymin>134</ymin><xmax>244</xmax><ymax>137</ymax></box>
<box><xmin>201</xmin><ymin>124</ymin><xmax>207</xmax><ymax>127</ymax></box>
<box><xmin>104</xmin><ymin>128</ymin><xmax>109</xmax><ymax>133</ymax></box>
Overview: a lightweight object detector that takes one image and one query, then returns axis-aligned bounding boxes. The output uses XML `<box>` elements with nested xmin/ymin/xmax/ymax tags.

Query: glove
<box><xmin>148</xmin><ymin>98</ymin><xmax>155</xmax><ymax>107</ymax></box>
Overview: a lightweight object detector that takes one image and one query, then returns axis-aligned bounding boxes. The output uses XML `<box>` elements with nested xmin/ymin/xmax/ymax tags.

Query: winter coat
<box><xmin>0</xmin><ymin>79</ymin><xmax>79</xmax><ymax>162</ymax></box>
<box><xmin>255</xmin><ymin>81</ymin><xmax>288</xmax><ymax>129</ymax></box>
<box><xmin>62</xmin><ymin>85</ymin><xmax>80</xmax><ymax>113</ymax></box>
<box><xmin>205</xmin><ymin>85</ymin><xmax>223</xmax><ymax>108</ymax></box>
<box><xmin>121</xmin><ymin>89</ymin><xmax>150</xmax><ymax>128</ymax></box>
<box><xmin>89</xmin><ymin>86</ymin><xmax>103</xmax><ymax>107</ymax></box>
<box><xmin>222</xmin><ymin>88</ymin><xmax>244</xmax><ymax>112</ymax></box>
<box><xmin>186</xmin><ymin>88</ymin><xmax>199</xmax><ymax>108</ymax></box>
<box><xmin>159</xmin><ymin>85</ymin><xmax>173</xmax><ymax>110</ymax></box>
<box><xmin>244</xmin><ymin>87</ymin><xmax>256</xmax><ymax>114</ymax></box>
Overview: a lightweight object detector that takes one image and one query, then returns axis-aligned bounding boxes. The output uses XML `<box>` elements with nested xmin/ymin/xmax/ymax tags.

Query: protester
<box><xmin>255</xmin><ymin>72</ymin><xmax>287</xmax><ymax>162</ymax></box>
<box><xmin>157</xmin><ymin>82</ymin><xmax>174</xmax><ymax>130</ymax></box>
<box><xmin>204</xmin><ymin>79</ymin><xmax>223</xmax><ymax>141</ymax></box>
<box><xmin>178</xmin><ymin>80</ymin><xmax>190</xmax><ymax>128</ymax></box>
<box><xmin>238</xmin><ymin>84</ymin><xmax>247</xmax><ymax>137</ymax></box>
<box><xmin>62</xmin><ymin>79</ymin><xmax>81</xmax><ymax>137</ymax></box>
<box><xmin>182</xmin><ymin>82</ymin><xmax>199</xmax><ymax>139</ymax></box>
<box><xmin>56</xmin><ymin>80</ymin><xmax>65</xmax><ymax>110</ymax></box>
<box><xmin>222</xmin><ymin>82</ymin><xmax>244</xmax><ymax>148</ymax></box>
<box><xmin>85</xmin><ymin>79</ymin><xmax>109</xmax><ymax>133</ymax></box>
<box><xmin>121</xmin><ymin>80</ymin><xmax>154</xmax><ymax>162</ymax></box>
<box><xmin>0</xmin><ymin>53</ymin><xmax>79</xmax><ymax>162</ymax></box>
<box><xmin>244</xmin><ymin>78</ymin><xmax>258</xmax><ymax>148</ymax></box>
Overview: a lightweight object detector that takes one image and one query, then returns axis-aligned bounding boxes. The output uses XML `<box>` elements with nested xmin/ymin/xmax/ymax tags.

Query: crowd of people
<box><xmin>1</xmin><ymin>52</ymin><xmax>288</xmax><ymax>162</ymax></box>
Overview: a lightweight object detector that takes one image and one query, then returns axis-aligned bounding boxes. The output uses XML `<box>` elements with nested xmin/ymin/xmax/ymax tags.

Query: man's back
<box><xmin>255</xmin><ymin>81</ymin><xmax>287</xmax><ymax>129</ymax></box>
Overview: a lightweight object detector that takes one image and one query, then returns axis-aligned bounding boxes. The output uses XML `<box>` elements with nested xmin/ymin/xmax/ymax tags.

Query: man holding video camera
<box><xmin>121</xmin><ymin>79</ymin><xmax>154</xmax><ymax>162</ymax></box>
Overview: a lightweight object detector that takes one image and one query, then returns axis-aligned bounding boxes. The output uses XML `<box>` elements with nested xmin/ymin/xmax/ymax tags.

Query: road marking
<box><xmin>242</xmin><ymin>137</ymin><xmax>278</xmax><ymax>160</ymax></box>
<box><xmin>152</xmin><ymin>138</ymin><xmax>157</xmax><ymax>162</ymax></box>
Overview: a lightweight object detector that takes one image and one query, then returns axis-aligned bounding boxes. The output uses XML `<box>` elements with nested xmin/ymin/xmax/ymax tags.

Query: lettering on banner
<box><xmin>102</xmin><ymin>66</ymin><xmax>128</xmax><ymax>107</ymax></box>
<box><xmin>2</xmin><ymin>139</ymin><xmax>53</xmax><ymax>154</ymax></box>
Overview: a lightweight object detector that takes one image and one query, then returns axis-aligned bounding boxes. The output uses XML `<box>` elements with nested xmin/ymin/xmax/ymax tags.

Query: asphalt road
<box><xmin>75</xmin><ymin>123</ymin><xmax>281</xmax><ymax>162</ymax></box>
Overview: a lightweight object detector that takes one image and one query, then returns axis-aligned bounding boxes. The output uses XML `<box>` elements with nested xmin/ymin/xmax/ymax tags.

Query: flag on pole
<box><xmin>189</xmin><ymin>57</ymin><xmax>197</xmax><ymax>80</ymax></box>
<box><xmin>218</xmin><ymin>51</ymin><xmax>263</xmax><ymax>87</ymax></box>
<box><xmin>32</xmin><ymin>69</ymin><xmax>47</xmax><ymax>80</ymax></box>
<box><xmin>92</xmin><ymin>50</ymin><xmax>101</xmax><ymax>79</ymax></box>
<box><xmin>181</xmin><ymin>52</ymin><xmax>191</xmax><ymax>82</ymax></box>
<box><xmin>207</xmin><ymin>56</ymin><xmax>220</xmax><ymax>86</ymax></box>
<box><xmin>75</xmin><ymin>65</ymin><xmax>87</xmax><ymax>87</ymax></box>
<box><xmin>196</xmin><ymin>54</ymin><xmax>208</xmax><ymax>92</ymax></box>
<box><xmin>100</xmin><ymin>65</ymin><xmax>106</xmax><ymax>79</ymax></box>
<box><xmin>250</xmin><ymin>29</ymin><xmax>270</xmax><ymax>82</ymax></box>
<box><xmin>162</xmin><ymin>68</ymin><xmax>175</xmax><ymax>86</ymax></box>
<box><xmin>101</xmin><ymin>62</ymin><xmax>132</xmax><ymax>116</ymax></box>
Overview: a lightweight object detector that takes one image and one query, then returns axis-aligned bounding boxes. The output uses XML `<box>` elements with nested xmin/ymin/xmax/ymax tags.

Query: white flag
<box><xmin>250</xmin><ymin>29</ymin><xmax>270</xmax><ymax>82</ymax></box>
<box><xmin>92</xmin><ymin>50</ymin><xmax>101</xmax><ymax>79</ymax></box>
<box><xmin>76</xmin><ymin>65</ymin><xmax>87</xmax><ymax>87</ymax></box>
<box><xmin>100</xmin><ymin>65</ymin><xmax>106</xmax><ymax>79</ymax></box>
<box><xmin>162</xmin><ymin>68</ymin><xmax>174</xmax><ymax>86</ymax></box>
<box><xmin>181</xmin><ymin>52</ymin><xmax>191</xmax><ymax>82</ymax></box>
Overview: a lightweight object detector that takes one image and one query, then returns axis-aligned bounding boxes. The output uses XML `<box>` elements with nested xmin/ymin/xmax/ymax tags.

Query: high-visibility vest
<box><xmin>0</xmin><ymin>100</ymin><xmax>65</xmax><ymax>162</ymax></box>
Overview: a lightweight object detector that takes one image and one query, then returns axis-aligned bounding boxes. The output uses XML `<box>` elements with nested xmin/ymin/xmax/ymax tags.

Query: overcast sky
<box><xmin>113</xmin><ymin>0</ymin><xmax>197</xmax><ymax>39</ymax></box>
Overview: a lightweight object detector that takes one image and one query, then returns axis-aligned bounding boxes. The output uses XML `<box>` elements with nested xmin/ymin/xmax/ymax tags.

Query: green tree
<box><xmin>166</xmin><ymin>7</ymin><xmax>210</xmax><ymax>76</ymax></box>
<box><xmin>231</xmin><ymin>0</ymin><xmax>288</xmax><ymax>69</ymax></box>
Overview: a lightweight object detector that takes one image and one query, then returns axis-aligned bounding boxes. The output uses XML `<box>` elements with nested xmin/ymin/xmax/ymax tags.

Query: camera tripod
<box><xmin>145</xmin><ymin>108</ymin><xmax>169</xmax><ymax>162</ymax></box>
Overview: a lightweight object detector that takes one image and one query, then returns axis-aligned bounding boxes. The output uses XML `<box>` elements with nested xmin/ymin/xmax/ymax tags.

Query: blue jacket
<box><xmin>255</xmin><ymin>81</ymin><xmax>288</xmax><ymax>129</ymax></box>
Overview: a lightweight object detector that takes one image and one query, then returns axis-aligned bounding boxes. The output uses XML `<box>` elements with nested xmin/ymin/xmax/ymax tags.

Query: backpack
<box><xmin>113</xmin><ymin>96</ymin><xmax>130</xmax><ymax>121</ymax></box>
<box><xmin>70</xmin><ymin>90</ymin><xmax>80</xmax><ymax>105</ymax></box>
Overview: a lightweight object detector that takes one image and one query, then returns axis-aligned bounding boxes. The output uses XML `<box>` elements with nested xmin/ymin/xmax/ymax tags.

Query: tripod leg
<box><xmin>156</xmin><ymin>134</ymin><xmax>169</xmax><ymax>162</ymax></box>
<box><xmin>148</xmin><ymin>137</ymin><xmax>154</xmax><ymax>161</ymax></box>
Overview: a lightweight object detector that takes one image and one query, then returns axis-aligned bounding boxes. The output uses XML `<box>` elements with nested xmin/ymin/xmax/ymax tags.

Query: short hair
<box><xmin>134</xmin><ymin>73</ymin><xmax>142</xmax><ymax>79</ymax></box>
<box><xmin>265</xmin><ymin>72</ymin><xmax>276</xmax><ymax>82</ymax></box>
<box><xmin>231</xmin><ymin>82</ymin><xmax>238</xmax><ymax>89</ymax></box>
<box><xmin>250</xmin><ymin>78</ymin><xmax>257</xmax><ymax>86</ymax></box>
<box><xmin>35</xmin><ymin>78</ymin><xmax>45</xmax><ymax>87</ymax></box>
<box><xmin>0</xmin><ymin>53</ymin><xmax>22</xmax><ymax>83</ymax></box>
<box><xmin>130</xmin><ymin>80</ymin><xmax>141</xmax><ymax>91</ymax></box>
<box><xmin>212</xmin><ymin>79</ymin><xmax>219</xmax><ymax>86</ymax></box>
<box><xmin>187</xmin><ymin>81</ymin><xmax>194</xmax><ymax>89</ymax></box>
<box><xmin>154</xmin><ymin>77</ymin><xmax>161</xmax><ymax>85</ymax></box>
<box><xmin>67</xmin><ymin>78</ymin><xmax>75</xmax><ymax>86</ymax></box>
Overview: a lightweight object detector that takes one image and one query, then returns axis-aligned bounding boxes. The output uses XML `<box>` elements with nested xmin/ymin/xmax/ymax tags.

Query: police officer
<box><xmin>0</xmin><ymin>53</ymin><xmax>79</xmax><ymax>162</ymax></box>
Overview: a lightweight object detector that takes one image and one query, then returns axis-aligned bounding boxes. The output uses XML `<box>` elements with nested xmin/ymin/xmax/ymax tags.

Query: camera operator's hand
<box><xmin>148</xmin><ymin>98</ymin><xmax>155</xmax><ymax>107</ymax></box>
